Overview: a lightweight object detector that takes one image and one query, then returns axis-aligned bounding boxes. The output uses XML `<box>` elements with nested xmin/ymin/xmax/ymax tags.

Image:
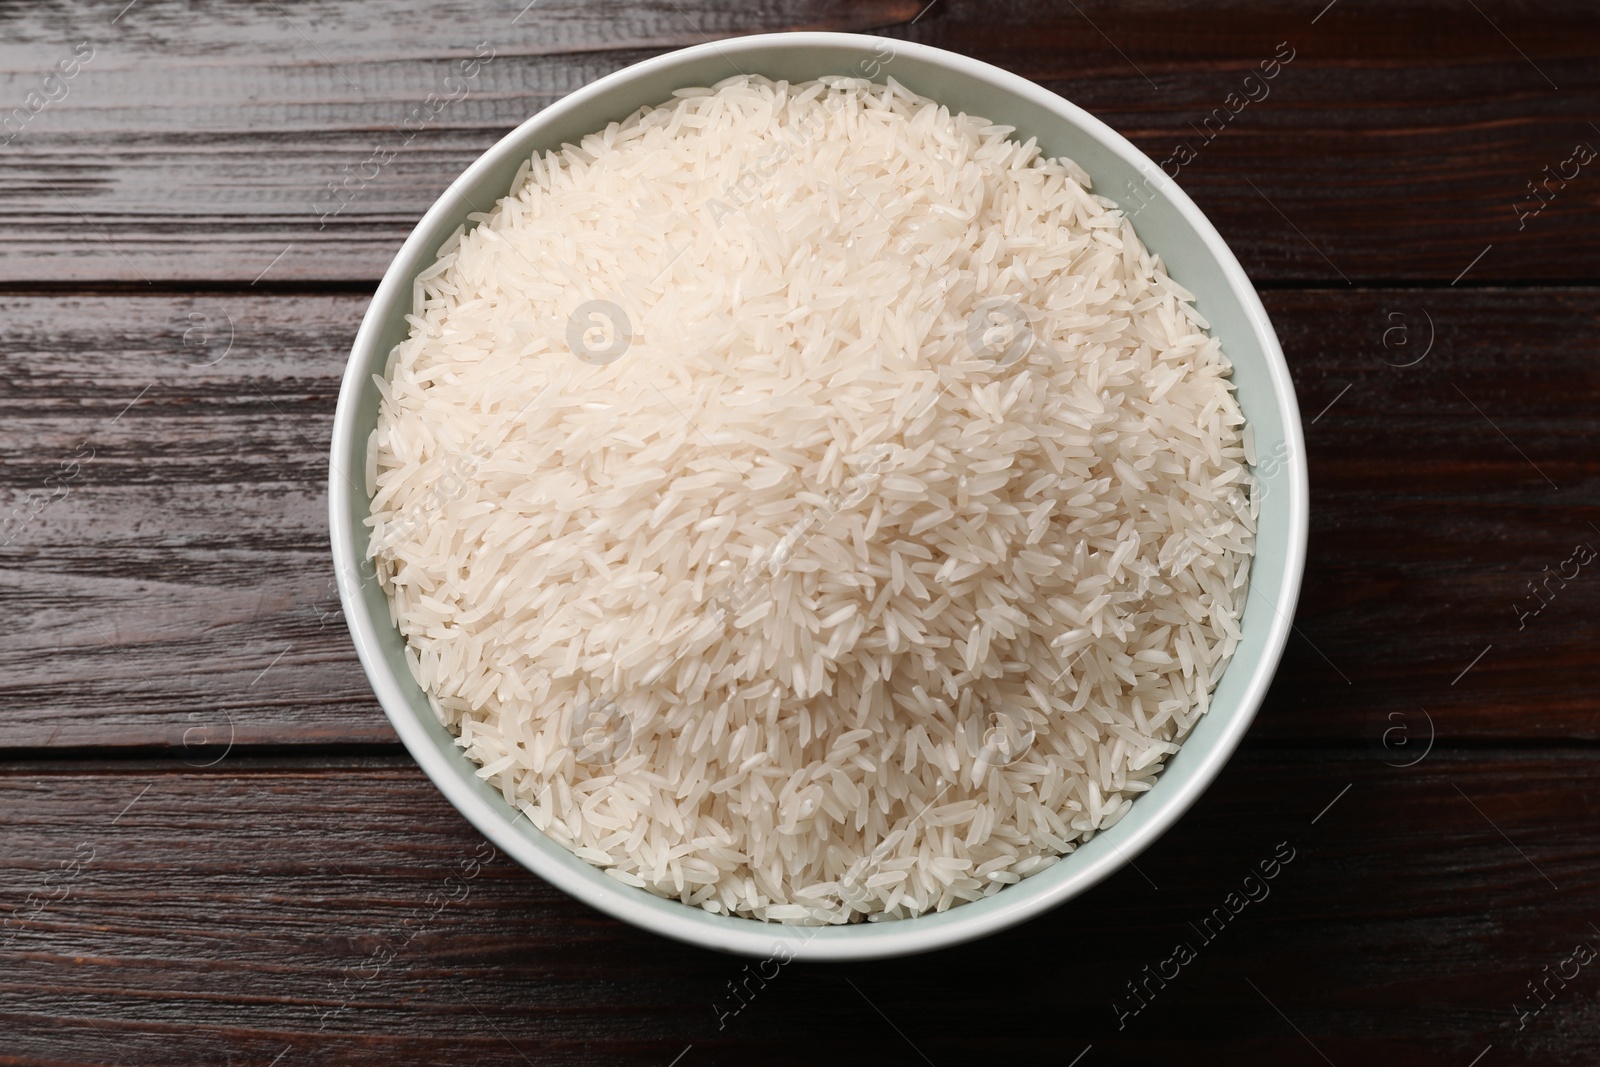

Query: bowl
<box><xmin>329</xmin><ymin>31</ymin><xmax>1308</xmax><ymax>960</ymax></box>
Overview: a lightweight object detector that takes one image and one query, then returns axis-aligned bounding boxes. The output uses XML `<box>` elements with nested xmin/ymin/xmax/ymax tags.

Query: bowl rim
<box><xmin>330</xmin><ymin>29</ymin><xmax>1309</xmax><ymax>961</ymax></box>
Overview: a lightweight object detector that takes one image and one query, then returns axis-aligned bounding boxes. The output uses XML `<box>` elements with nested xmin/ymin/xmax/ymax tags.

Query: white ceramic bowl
<box><xmin>330</xmin><ymin>31</ymin><xmax>1308</xmax><ymax>960</ymax></box>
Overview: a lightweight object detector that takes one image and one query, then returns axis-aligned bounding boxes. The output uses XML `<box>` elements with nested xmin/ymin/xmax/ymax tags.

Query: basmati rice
<box><xmin>368</xmin><ymin>74</ymin><xmax>1255</xmax><ymax>924</ymax></box>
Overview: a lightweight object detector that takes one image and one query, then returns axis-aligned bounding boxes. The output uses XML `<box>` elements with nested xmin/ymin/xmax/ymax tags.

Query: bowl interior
<box><xmin>331</xmin><ymin>33</ymin><xmax>1305</xmax><ymax>960</ymax></box>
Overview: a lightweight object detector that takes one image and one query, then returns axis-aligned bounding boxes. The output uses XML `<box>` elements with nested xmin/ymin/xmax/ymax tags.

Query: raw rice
<box><xmin>367</xmin><ymin>75</ymin><xmax>1255</xmax><ymax>923</ymax></box>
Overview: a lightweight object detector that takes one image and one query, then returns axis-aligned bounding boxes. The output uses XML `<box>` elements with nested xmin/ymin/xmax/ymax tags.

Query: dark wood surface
<box><xmin>2</xmin><ymin>1</ymin><xmax>1597</xmax><ymax>1063</ymax></box>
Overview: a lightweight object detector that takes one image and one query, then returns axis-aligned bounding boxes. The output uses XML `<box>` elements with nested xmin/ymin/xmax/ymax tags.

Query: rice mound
<box><xmin>368</xmin><ymin>75</ymin><xmax>1255</xmax><ymax>923</ymax></box>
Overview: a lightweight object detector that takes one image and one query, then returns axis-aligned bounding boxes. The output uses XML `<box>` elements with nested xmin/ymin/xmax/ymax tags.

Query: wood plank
<box><xmin>0</xmin><ymin>293</ymin><xmax>388</xmax><ymax>749</ymax></box>
<box><xmin>1255</xmin><ymin>287</ymin><xmax>1600</xmax><ymax>745</ymax></box>
<box><xmin>0</xmin><ymin>2</ymin><xmax>1595</xmax><ymax>283</ymax></box>
<box><xmin>0</xmin><ymin>751</ymin><xmax>1593</xmax><ymax>1063</ymax></box>
<box><xmin>2</xmin><ymin>288</ymin><xmax>1596</xmax><ymax>748</ymax></box>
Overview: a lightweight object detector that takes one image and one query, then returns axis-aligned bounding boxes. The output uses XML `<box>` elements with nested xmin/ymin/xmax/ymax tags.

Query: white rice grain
<box><xmin>369</xmin><ymin>75</ymin><xmax>1255</xmax><ymax>924</ymax></box>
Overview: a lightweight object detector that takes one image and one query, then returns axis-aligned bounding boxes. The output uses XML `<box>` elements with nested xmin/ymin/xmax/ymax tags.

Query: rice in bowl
<box><xmin>366</xmin><ymin>74</ymin><xmax>1255</xmax><ymax>924</ymax></box>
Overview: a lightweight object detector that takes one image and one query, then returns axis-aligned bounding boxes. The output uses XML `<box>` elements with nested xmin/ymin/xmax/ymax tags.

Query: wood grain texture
<box><xmin>0</xmin><ymin>752</ymin><xmax>1594</xmax><ymax>1065</ymax></box>
<box><xmin>3</xmin><ymin>288</ymin><xmax>1595</xmax><ymax>748</ymax></box>
<box><xmin>0</xmin><ymin>294</ymin><xmax>386</xmax><ymax>749</ymax></box>
<box><xmin>0</xmin><ymin>1</ymin><xmax>1595</xmax><ymax>284</ymax></box>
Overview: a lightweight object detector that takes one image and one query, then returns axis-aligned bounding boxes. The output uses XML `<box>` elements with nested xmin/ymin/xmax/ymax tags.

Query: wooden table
<box><xmin>3</xmin><ymin>1</ymin><xmax>1596</xmax><ymax>1063</ymax></box>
